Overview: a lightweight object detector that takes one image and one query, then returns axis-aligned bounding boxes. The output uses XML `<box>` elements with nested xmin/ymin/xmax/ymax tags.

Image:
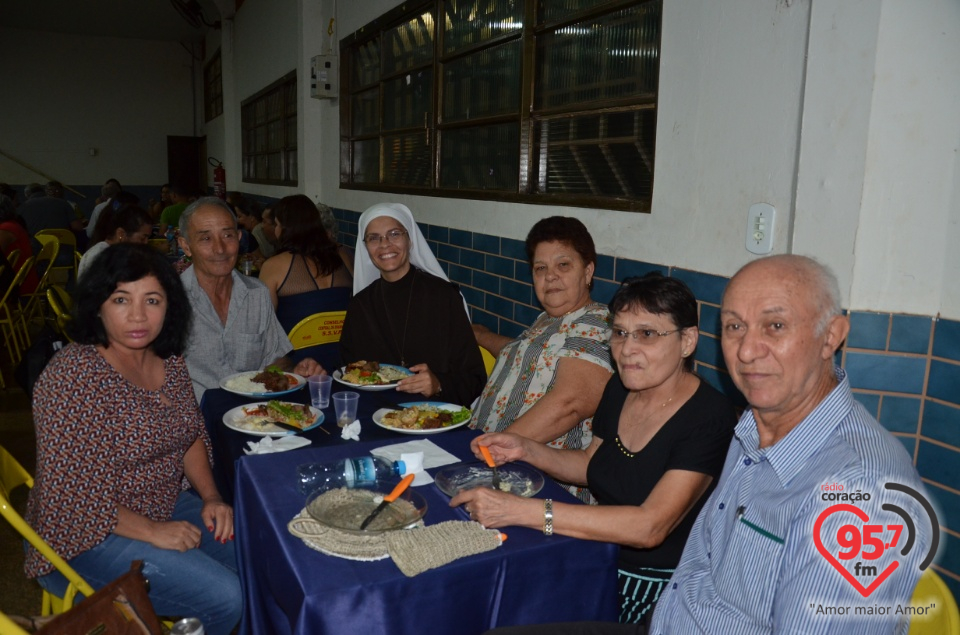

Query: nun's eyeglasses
<box><xmin>363</xmin><ymin>229</ymin><xmax>408</xmax><ymax>245</ymax></box>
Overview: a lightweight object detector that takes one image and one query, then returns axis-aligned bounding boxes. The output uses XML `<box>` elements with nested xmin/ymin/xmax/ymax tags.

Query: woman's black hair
<box><xmin>91</xmin><ymin>205</ymin><xmax>153</xmax><ymax>244</ymax></box>
<box><xmin>524</xmin><ymin>216</ymin><xmax>597</xmax><ymax>268</ymax></box>
<box><xmin>609</xmin><ymin>272</ymin><xmax>699</xmax><ymax>370</ymax></box>
<box><xmin>70</xmin><ymin>243</ymin><xmax>191</xmax><ymax>358</ymax></box>
<box><xmin>273</xmin><ymin>194</ymin><xmax>341</xmax><ymax>276</ymax></box>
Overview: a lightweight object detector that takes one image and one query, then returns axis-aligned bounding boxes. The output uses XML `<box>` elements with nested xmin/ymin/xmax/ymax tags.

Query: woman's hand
<box><xmin>397</xmin><ymin>363</ymin><xmax>440</xmax><ymax>397</ymax></box>
<box><xmin>450</xmin><ymin>487</ymin><xmax>534</xmax><ymax>529</ymax></box>
<box><xmin>200</xmin><ymin>495</ymin><xmax>235</xmax><ymax>543</ymax></box>
<box><xmin>147</xmin><ymin>520</ymin><xmax>203</xmax><ymax>552</ymax></box>
<box><xmin>293</xmin><ymin>358</ymin><xmax>324</xmax><ymax>378</ymax></box>
<box><xmin>471</xmin><ymin>432</ymin><xmax>528</xmax><ymax>464</ymax></box>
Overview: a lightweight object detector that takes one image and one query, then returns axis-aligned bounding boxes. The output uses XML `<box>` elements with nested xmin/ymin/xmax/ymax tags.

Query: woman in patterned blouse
<box><xmin>25</xmin><ymin>243</ymin><xmax>242</xmax><ymax>635</ymax></box>
<box><xmin>469</xmin><ymin>216</ymin><xmax>614</xmax><ymax>500</ymax></box>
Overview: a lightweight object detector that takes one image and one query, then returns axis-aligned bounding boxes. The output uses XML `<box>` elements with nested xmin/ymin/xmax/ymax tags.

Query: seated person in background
<box><xmin>78</xmin><ymin>204</ymin><xmax>153</xmax><ymax>280</ymax></box>
<box><xmin>25</xmin><ymin>243</ymin><xmax>241</xmax><ymax>635</ymax></box>
<box><xmin>259</xmin><ymin>194</ymin><xmax>352</xmax><ymax>370</ymax></box>
<box><xmin>0</xmin><ymin>195</ymin><xmax>39</xmax><ymax>296</ymax></box>
<box><xmin>177</xmin><ymin>197</ymin><xmax>322</xmax><ymax>402</ymax></box>
<box><xmin>254</xmin><ymin>204</ymin><xmax>280</xmax><ymax>263</ymax></box>
<box><xmin>20</xmin><ymin>182</ymin><xmax>84</xmax><ymax>268</ymax></box>
<box><xmin>148</xmin><ymin>183</ymin><xmax>171</xmax><ymax>223</ymax></box>
<box><xmin>86</xmin><ymin>179</ymin><xmax>121</xmax><ymax>239</ymax></box>
<box><xmin>158</xmin><ymin>184</ymin><xmax>190</xmax><ymax>236</ymax></box>
<box><xmin>470</xmin><ymin>216</ymin><xmax>613</xmax><ymax>501</ymax></box>
<box><xmin>339</xmin><ymin>202</ymin><xmax>485</xmax><ymax>406</ymax></box>
<box><xmin>316</xmin><ymin>201</ymin><xmax>354</xmax><ymax>275</ymax></box>
<box><xmin>225</xmin><ymin>191</ymin><xmax>257</xmax><ymax>256</ymax></box>
<box><xmin>456</xmin><ymin>274</ymin><xmax>737</xmax><ymax>625</ymax></box>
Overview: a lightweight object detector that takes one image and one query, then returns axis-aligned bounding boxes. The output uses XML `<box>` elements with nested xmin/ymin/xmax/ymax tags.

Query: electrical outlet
<box><xmin>746</xmin><ymin>203</ymin><xmax>775</xmax><ymax>255</ymax></box>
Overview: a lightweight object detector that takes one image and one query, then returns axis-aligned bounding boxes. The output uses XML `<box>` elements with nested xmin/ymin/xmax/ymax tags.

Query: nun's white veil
<box><xmin>353</xmin><ymin>202</ymin><xmax>470</xmax><ymax>317</ymax></box>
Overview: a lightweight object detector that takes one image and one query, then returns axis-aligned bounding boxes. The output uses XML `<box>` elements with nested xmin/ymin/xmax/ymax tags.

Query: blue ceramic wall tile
<box><xmin>592</xmin><ymin>280</ymin><xmax>620</xmax><ymax>307</ymax></box>
<box><xmin>694</xmin><ymin>334</ymin><xmax>725</xmax><ymax>370</ymax></box>
<box><xmin>920</xmin><ymin>401</ymin><xmax>960</xmax><ymax>448</ymax></box>
<box><xmin>500</xmin><ymin>320</ymin><xmax>524</xmax><ymax>339</ymax></box>
<box><xmin>428</xmin><ymin>225</ymin><xmax>449</xmax><ymax>243</ymax></box>
<box><xmin>439</xmin><ymin>260</ymin><xmax>450</xmax><ymax>276</ymax></box>
<box><xmin>416</xmin><ymin>222</ymin><xmax>428</xmax><ymax>238</ymax></box>
<box><xmin>928</xmin><ymin>360</ymin><xmax>960</xmax><ymax>406</ymax></box>
<box><xmin>449</xmin><ymin>228</ymin><xmax>472</xmax><ymax>248</ymax></box>
<box><xmin>926</xmin><ymin>483</ymin><xmax>960</xmax><ymax>533</ymax></box>
<box><xmin>473</xmin><ymin>271</ymin><xmax>499</xmax><ymax>294</ymax></box>
<box><xmin>890</xmin><ymin>314</ymin><xmax>932</xmax><ymax>354</ymax></box>
<box><xmin>852</xmin><ymin>392</ymin><xmax>881</xmax><ymax>418</ymax></box>
<box><xmin>671</xmin><ymin>269</ymin><xmax>729</xmax><ymax>306</ymax></box>
<box><xmin>697</xmin><ymin>367</ymin><xmax>746</xmax><ymax>408</ymax></box>
<box><xmin>460</xmin><ymin>249</ymin><xmax>485</xmax><ymax>270</ymax></box>
<box><xmin>515</xmin><ymin>262</ymin><xmax>532</xmax><ymax>284</ymax></box>
<box><xmin>437</xmin><ymin>243</ymin><xmax>461</xmax><ymax>264</ymax></box>
<box><xmin>474</xmin><ymin>233</ymin><xmax>500</xmax><ymax>254</ymax></box>
<box><xmin>615</xmin><ymin>259</ymin><xmax>665</xmax><ymax>282</ymax></box>
<box><xmin>486</xmin><ymin>254</ymin><xmax>514</xmax><ymax>278</ymax></box>
<box><xmin>486</xmin><ymin>295</ymin><xmax>515</xmax><ymax>320</ymax></box>
<box><xmin>878</xmin><ymin>396</ymin><xmax>921</xmax><ymax>434</ymax></box>
<box><xmin>917</xmin><ymin>440</ymin><xmax>960</xmax><ymax>492</ymax></box>
<box><xmin>501</xmin><ymin>237</ymin><xmax>526</xmax><ymax>261</ymax></box>
<box><xmin>699</xmin><ymin>303</ymin><xmax>722</xmax><ymax>338</ymax></box>
<box><xmin>847</xmin><ymin>312</ymin><xmax>889</xmax><ymax>350</ymax></box>
<box><xmin>501</xmin><ymin>279</ymin><xmax>532</xmax><ymax>306</ymax></box>
<box><xmin>515</xmin><ymin>304</ymin><xmax>541</xmax><ymax>326</ymax></box>
<box><xmin>843</xmin><ymin>352</ymin><xmax>925</xmax><ymax>394</ymax></box>
<box><xmin>460</xmin><ymin>286</ymin><xmax>484</xmax><ymax>309</ymax></box>
<box><xmin>473</xmin><ymin>309</ymin><xmax>498</xmax><ymax>332</ymax></box>
<box><xmin>933</xmin><ymin>318</ymin><xmax>960</xmax><ymax>362</ymax></box>
<box><xmin>595</xmin><ymin>254</ymin><xmax>615</xmax><ymax>281</ymax></box>
<box><xmin>894</xmin><ymin>435</ymin><xmax>917</xmax><ymax>457</ymax></box>
<box><xmin>448</xmin><ymin>264</ymin><xmax>472</xmax><ymax>286</ymax></box>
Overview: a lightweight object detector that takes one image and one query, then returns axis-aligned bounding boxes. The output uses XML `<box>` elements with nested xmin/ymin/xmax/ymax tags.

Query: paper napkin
<box><xmin>341</xmin><ymin>420</ymin><xmax>361</xmax><ymax>441</ymax></box>
<box><xmin>243</xmin><ymin>435</ymin><xmax>312</xmax><ymax>455</ymax></box>
<box><xmin>371</xmin><ymin>440</ymin><xmax>460</xmax><ymax>485</ymax></box>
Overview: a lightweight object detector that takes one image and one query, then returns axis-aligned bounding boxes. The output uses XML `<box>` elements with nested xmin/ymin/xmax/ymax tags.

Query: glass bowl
<box><xmin>305</xmin><ymin>484</ymin><xmax>428</xmax><ymax>535</ymax></box>
<box><xmin>435</xmin><ymin>461</ymin><xmax>545</xmax><ymax>498</ymax></box>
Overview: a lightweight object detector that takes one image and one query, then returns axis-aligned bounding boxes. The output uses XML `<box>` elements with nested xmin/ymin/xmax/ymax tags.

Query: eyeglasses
<box><xmin>363</xmin><ymin>228</ymin><xmax>408</xmax><ymax>245</ymax></box>
<box><xmin>609</xmin><ymin>328</ymin><xmax>682</xmax><ymax>345</ymax></box>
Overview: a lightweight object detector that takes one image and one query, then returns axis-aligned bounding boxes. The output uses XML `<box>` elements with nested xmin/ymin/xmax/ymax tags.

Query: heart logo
<box><xmin>813</xmin><ymin>504</ymin><xmax>899</xmax><ymax>597</ymax></box>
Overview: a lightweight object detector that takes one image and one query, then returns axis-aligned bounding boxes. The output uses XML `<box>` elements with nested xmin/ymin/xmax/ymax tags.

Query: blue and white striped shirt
<box><xmin>651</xmin><ymin>368</ymin><xmax>931</xmax><ymax>635</ymax></box>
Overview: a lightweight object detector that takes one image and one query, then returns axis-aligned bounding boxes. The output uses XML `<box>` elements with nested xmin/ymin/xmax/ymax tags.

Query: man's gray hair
<box><xmin>316</xmin><ymin>202</ymin><xmax>338</xmax><ymax>240</ymax></box>
<box><xmin>24</xmin><ymin>183</ymin><xmax>44</xmax><ymax>198</ymax></box>
<box><xmin>179</xmin><ymin>196</ymin><xmax>237</xmax><ymax>239</ymax></box>
<box><xmin>803</xmin><ymin>257</ymin><xmax>843</xmax><ymax>335</ymax></box>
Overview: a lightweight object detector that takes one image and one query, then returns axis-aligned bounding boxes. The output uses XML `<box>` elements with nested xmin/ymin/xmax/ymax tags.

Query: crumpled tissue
<box><xmin>244</xmin><ymin>435</ymin><xmax>311</xmax><ymax>455</ymax></box>
<box><xmin>341</xmin><ymin>420</ymin><xmax>361</xmax><ymax>441</ymax></box>
<box><xmin>371</xmin><ymin>440</ymin><xmax>460</xmax><ymax>485</ymax></box>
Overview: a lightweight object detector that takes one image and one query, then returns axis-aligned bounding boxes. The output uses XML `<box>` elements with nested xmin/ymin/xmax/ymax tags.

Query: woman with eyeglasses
<box><xmin>338</xmin><ymin>202</ymin><xmax>486</xmax><ymax>406</ymax></box>
<box><xmin>454</xmin><ymin>273</ymin><xmax>736</xmax><ymax>627</ymax></box>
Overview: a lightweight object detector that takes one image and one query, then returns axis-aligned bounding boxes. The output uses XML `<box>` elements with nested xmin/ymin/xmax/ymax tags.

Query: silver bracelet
<box><xmin>543</xmin><ymin>499</ymin><xmax>554</xmax><ymax>536</ymax></box>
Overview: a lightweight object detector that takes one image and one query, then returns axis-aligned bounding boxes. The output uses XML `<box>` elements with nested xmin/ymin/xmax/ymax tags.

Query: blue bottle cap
<box><xmin>396</xmin><ymin>460</ymin><xmax>406</xmax><ymax>475</ymax></box>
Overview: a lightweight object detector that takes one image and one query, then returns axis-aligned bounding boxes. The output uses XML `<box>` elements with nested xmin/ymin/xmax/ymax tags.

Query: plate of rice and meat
<box><xmin>220</xmin><ymin>367</ymin><xmax>306</xmax><ymax>397</ymax></box>
<box><xmin>372</xmin><ymin>402</ymin><xmax>472</xmax><ymax>435</ymax></box>
<box><xmin>333</xmin><ymin>361</ymin><xmax>412</xmax><ymax>391</ymax></box>
<box><xmin>222</xmin><ymin>401</ymin><xmax>323</xmax><ymax>436</ymax></box>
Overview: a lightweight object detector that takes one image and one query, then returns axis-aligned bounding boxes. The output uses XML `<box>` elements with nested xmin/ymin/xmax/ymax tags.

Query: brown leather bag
<box><xmin>38</xmin><ymin>560</ymin><xmax>162</xmax><ymax>635</ymax></box>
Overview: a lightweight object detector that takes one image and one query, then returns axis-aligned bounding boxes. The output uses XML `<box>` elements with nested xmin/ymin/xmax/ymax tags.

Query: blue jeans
<box><xmin>38</xmin><ymin>491</ymin><xmax>242</xmax><ymax>635</ymax></box>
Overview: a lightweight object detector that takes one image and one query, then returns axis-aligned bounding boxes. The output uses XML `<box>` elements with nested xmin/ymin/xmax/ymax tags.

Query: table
<box><xmin>233</xmin><ymin>431</ymin><xmax>620</xmax><ymax>635</ymax></box>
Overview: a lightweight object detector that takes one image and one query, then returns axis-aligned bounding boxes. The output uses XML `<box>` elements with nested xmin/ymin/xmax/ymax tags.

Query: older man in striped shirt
<box><xmin>650</xmin><ymin>255</ymin><xmax>932</xmax><ymax>634</ymax></box>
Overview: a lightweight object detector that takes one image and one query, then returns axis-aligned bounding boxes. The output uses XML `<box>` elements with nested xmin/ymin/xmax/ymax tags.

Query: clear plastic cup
<box><xmin>308</xmin><ymin>374</ymin><xmax>333</xmax><ymax>409</ymax></box>
<box><xmin>333</xmin><ymin>391</ymin><xmax>359</xmax><ymax>428</ymax></box>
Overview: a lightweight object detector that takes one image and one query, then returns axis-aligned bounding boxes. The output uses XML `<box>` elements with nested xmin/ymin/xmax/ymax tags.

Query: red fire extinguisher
<box><xmin>209</xmin><ymin>157</ymin><xmax>226</xmax><ymax>200</ymax></box>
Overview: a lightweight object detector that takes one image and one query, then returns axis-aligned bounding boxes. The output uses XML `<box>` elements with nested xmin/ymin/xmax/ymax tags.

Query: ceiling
<box><xmin>3</xmin><ymin>0</ymin><xmax>229</xmax><ymax>43</ymax></box>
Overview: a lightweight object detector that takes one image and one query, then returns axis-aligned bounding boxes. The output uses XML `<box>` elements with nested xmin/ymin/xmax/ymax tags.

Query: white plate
<box><xmin>371</xmin><ymin>402</ymin><xmax>472</xmax><ymax>435</ymax></box>
<box><xmin>219</xmin><ymin>371</ymin><xmax>306</xmax><ymax>397</ymax></box>
<box><xmin>222</xmin><ymin>402</ymin><xmax>324</xmax><ymax>437</ymax></box>
<box><xmin>332</xmin><ymin>364</ymin><xmax>412</xmax><ymax>391</ymax></box>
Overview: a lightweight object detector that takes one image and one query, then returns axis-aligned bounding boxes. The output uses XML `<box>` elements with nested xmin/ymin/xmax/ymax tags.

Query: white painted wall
<box><xmin>0</xmin><ymin>27</ymin><xmax>195</xmax><ymax>187</ymax></box>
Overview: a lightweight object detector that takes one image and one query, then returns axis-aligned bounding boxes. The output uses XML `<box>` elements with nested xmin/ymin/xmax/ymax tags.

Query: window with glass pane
<box><xmin>241</xmin><ymin>71</ymin><xmax>298</xmax><ymax>185</ymax></box>
<box><xmin>341</xmin><ymin>0</ymin><xmax>660</xmax><ymax>212</ymax></box>
<box><xmin>204</xmin><ymin>50</ymin><xmax>223</xmax><ymax>122</ymax></box>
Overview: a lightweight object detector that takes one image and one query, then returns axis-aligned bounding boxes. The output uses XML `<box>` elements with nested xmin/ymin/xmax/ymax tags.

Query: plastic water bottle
<box><xmin>297</xmin><ymin>456</ymin><xmax>407</xmax><ymax>495</ymax></box>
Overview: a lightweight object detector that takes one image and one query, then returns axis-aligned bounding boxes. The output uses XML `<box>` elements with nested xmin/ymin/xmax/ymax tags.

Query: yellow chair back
<box><xmin>0</xmin><ymin>611</ymin><xmax>30</xmax><ymax>635</ymax></box>
<box><xmin>1</xmin><ymin>256</ymin><xmax>36</xmax><ymax>366</ymax></box>
<box><xmin>908</xmin><ymin>569</ymin><xmax>960</xmax><ymax>634</ymax></box>
<box><xmin>480</xmin><ymin>345</ymin><xmax>496</xmax><ymax>377</ymax></box>
<box><xmin>288</xmin><ymin>310</ymin><xmax>347</xmax><ymax>349</ymax></box>
<box><xmin>6</xmin><ymin>249</ymin><xmax>20</xmax><ymax>268</ymax></box>
<box><xmin>46</xmin><ymin>287</ymin><xmax>73</xmax><ymax>341</ymax></box>
<box><xmin>0</xmin><ymin>445</ymin><xmax>96</xmax><ymax>615</ymax></box>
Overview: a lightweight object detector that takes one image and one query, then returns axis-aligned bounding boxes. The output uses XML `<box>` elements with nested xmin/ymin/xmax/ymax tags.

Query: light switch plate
<box><xmin>746</xmin><ymin>203</ymin><xmax>775</xmax><ymax>255</ymax></box>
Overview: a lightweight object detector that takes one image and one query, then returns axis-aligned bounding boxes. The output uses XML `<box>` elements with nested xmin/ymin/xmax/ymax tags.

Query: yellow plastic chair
<box><xmin>35</xmin><ymin>229</ymin><xmax>76</xmax><ymax>285</ymax></box>
<box><xmin>288</xmin><ymin>310</ymin><xmax>347</xmax><ymax>349</ymax></box>
<box><xmin>24</xmin><ymin>237</ymin><xmax>59</xmax><ymax>324</ymax></box>
<box><xmin>479</xmin><ymin>345</ymin><xmax>497</xmax><ymax>377</ymax></box>
<box><xmin>0</xmin><ymin>611</ymin><xmax>30</xmax><ymax>635</ymax></box>
<box><xmin>6</xmin><ymin>248</ymin><xmax>20</xmax><ymax>269</ymax></box>
<box><xmin>1</xmin><ymin>256</ymin><xmax>36</xmax><ymax>366</ymax></box>
<box><xmin>46</xmin><ymin>287</ymin><xmax>73</xmax><ymax>341</ymax></box>
<box><xmin>0</xmin><ymin>445</ymin><xmax>96</xmax><ymax>616</ymax></box>
<box><xmin>908</xmin><ymin>568</ymin><xmax>960</xmax><ymax>634</ymax></box>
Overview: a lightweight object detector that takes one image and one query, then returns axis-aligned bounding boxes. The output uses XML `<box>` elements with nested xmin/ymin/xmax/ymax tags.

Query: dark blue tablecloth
<box><xmin>233</xmin><ymin>431</ymin><xmax>619</xmax><ymax>635</ymax></box>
